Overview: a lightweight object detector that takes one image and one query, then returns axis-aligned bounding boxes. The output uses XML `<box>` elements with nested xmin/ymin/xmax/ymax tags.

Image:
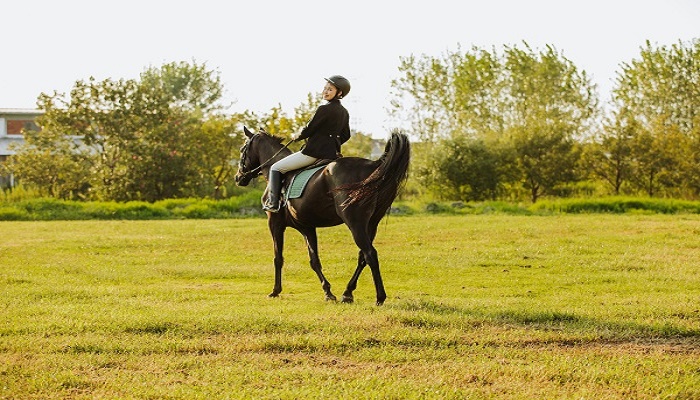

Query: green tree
<box><xmin>239</xmin><ymin>93</ymin><xmax>320</xmax><ymax>145</ymax></box>
<box><xmin>613</xmin><ymin>39</ymin><xmax>700</xmax><ymax>197</ymax></box>
<box><xmin>139</xmin><ymin>60</ymin><xmax>224</xmax><ymax>114</ymax></box>
<box><xmin>390</xmin><ymin>43</ymin><xmax>597</xmax><ymax>202</ymax></box>
<box><xmin>342</xmin><ymin>131</ymin><xmax>377</xmax><ymax>159</ymax></box>
<box><xmin>581</xmin><ymin>108</ymin><xmax>636</xmax><ymax>195</ymax></box>
<box><xmin>390</xmin><ymin>54</ymin><xmax>455</xmax><ymax>141</ymax></box>
<box><xmin>431</xmin><ymin>136</ymin><xmax>502</xmax><ymax>201</ymax></box>
<box><xmin>19</xmin><ymin>61</ymin><xmax>228</xmax><ymax>201</ymax></box>
<box><xmin>197</xmin><ymin>115</ymin><xmax>247</xmax><ymax>199</ymax></box>
<box><xmin>5</xmin><ymin>124</ymin><xmax>91</xmax><ymax>199</ymax></box>
<box><xmin>628</xmin><ymin>115</ymin><xmax>689</xmax><ymax>197</ymax></box>
<box><xmin>504</xmin><ymin>44</ymin><xmax>595</xmax><ymax>202</ymax></box>
<box><xmin>293</xmin><ymin>92</ymin><xmax>322</xmax><ymax>132</ymax></box>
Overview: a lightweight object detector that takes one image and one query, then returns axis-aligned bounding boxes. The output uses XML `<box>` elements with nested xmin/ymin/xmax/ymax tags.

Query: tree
<box><xmin>197</xmin><ymin>115</ymin><xmax>247</xmax><ymax>199</ymax></box>
<box><xmin>237</xmin><ymin>93</ymin><xmax>321</xmax><ymax>146</ymax></box>
<box><xmin>390</xmin><ymin>43</ymin><xmax>597</xmax><ymax>202</ymax></box>
<box><xmin>139</xmin><ymin>60</ymin><xmax>224</xmax><ymax>115</ymax></box>
<box><xmin>390</xmin><ymin>54</ymin><xmax>456</xmax><ymax>141</ymax></box>
<box><xmin>292</xmin><ymin>92</ymin><xmax>322</xmax><ymax>133</ymax></box>
<box><xmin>504</xmin><ymin>44</ymin><xmax>596</xmax><ymax>202</ymax></box>
<box><xmin>612</xmin><ymin>39</ymin><xmax>700</xmax><ymax>197</ymax></box>
<box><xmin>342</xmin><ymin>131</ymin><xmax>377</xmax><ymax>159</ymax></box>
<box><xmin>5</xmin><ymin>124</ymin><xmax>91</xmax><ymax>199</ymax></box>
<box><xmin>13</xmin><ymin>61</ymin><xmax>229</xmax><ymax>201</ymax></box>
<box><xmin>431</xmin><ymin>135</ymin><xmax>502</xmax><ymax>201</ymax></box>
<box><xmin>510</xmin><ymin>124</ymin><xmax>580</xmax><ymax>202</ymax></box>
<box><xmin>581</xmin><ymin>108</ymin><xmax>636</xmax><ymax>195</ymax></box>
<box><xmin>627</xmin><ymin>115</ymin><xmax>689</xmax><ymax>197</ymax></box>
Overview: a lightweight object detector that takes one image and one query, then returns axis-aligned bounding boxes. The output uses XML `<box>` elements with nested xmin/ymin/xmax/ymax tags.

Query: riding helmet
<box><xmin>324</xmin><ymin>75</ymin><xmax>351</xmax><ymax>98</ymax></box>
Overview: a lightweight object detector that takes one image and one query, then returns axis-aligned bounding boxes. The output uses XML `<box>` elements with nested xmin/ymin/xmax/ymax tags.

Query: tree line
<box><xmin>391</xmin><ymin>39</ymin><xmax>700</xmax><ymax>202</ymax></box>
<box><xmin>3</xmin><ymin>39</ymin><xmax>699</xmax><ymax>202</ymax></box>
<box><xmin>2</xmin><ymin>61</ymin><xmax>377</xmax><ymax>202</ymax></box>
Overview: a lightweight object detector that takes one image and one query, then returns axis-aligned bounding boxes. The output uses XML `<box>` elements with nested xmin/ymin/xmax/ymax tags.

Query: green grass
<box><xmin>1</xmin><ymin>215</ymin><xmax>699</xmax><ymax>399</ymax></box>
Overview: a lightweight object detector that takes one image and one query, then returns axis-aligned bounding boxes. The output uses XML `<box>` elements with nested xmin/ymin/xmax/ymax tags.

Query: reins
<box><xmin>240</xmin><ymin>137</ymin><xmax>295</xmax><ymax>180</ymax></box>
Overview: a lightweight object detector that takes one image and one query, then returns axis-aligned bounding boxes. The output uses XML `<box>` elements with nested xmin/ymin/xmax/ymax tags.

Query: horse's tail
<box><xmin>341</xmin><ymin>130</ymin><xmax>410</xmax><ymax>210</ymax></box>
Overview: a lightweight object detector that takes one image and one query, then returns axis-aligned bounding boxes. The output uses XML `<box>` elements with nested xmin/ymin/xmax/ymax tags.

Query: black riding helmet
<box><xmin>324</xmin><ymin>75</ymin><xmax>351</xmax><ymax>99</ymax></box>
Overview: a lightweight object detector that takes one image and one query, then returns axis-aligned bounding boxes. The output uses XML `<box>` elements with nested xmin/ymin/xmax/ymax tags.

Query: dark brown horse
<box><xmin>235</xmin><ymin>127</ymin><xmax>410</xmax><ymax>305</ymax></box>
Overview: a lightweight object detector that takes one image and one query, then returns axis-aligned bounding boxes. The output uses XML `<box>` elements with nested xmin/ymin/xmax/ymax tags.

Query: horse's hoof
<box><xmin>341</xmin><ymin>295</ymin><xmax>354</xmax><ymax>304</ymax></box>
<box><xmin>375</xmin><ymin>300</ymin><xmax>385</xmax><ymax>306</ymax></box>
<box><xmin>268</xmin><ymin>292</ymin><xmax>280</xmax><ymax>298</ymax></box>
<box><xmin>326</xmin><ymin>294</ymin><xmax>337</xmax><ymax>302</ymax></box>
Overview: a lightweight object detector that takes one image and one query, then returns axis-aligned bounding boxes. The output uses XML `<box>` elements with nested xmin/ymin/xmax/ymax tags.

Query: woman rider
<box><xmin>263</xmin><ymin>75</ymin><xmax>351</xmax><ymax>212</ymax></box>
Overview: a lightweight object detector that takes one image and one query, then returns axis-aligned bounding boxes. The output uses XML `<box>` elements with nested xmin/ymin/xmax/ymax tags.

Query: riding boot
<box><xmin>262</xmin><ymin>170</ymin><xmax>282</xmax><ymax>212</ymax></box>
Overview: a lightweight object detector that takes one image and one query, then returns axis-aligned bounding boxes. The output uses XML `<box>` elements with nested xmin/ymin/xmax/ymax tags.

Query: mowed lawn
<box><xmin>1</xmin><ymin>214</ymin><xmax>699</xmax><ymax>399</ymax></box>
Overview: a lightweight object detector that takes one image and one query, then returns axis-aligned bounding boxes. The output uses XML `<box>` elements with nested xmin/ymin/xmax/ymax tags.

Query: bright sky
<box><xmin>1</xmin><ymin>0</ymin><xmax>698</xmax><ymax>137</ymax></box>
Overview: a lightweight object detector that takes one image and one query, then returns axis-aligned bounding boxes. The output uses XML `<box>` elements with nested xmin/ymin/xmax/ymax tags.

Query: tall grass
<box><xmin>531</xmin><ymin>196</ymin><xmax>700</xmax><ymax>214</ymax></box>
<box><xmin>3</xmin><ymin>194</ymin><xmax>700</xmax><ymax>221</ymax></box>
<box><xmin>0</xmin><ymin>190</ymin><xmax>265</xmax><ymax>220</ymax></box>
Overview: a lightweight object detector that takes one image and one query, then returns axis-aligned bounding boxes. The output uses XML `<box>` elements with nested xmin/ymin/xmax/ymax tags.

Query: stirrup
<box><xmin>262</xmin><ymin>201</ymin><xmax>280</xmax><ymax>213</ymax></box>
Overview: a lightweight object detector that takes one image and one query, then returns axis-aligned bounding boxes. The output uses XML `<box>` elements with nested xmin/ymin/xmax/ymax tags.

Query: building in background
<box><xmin>0</xmin><ymin>108</ymin><xmax>42</xmax><ymax>188</ymax></box>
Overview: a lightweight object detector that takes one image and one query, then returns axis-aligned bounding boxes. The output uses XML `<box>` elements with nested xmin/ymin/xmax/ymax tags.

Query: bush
<box><xmin>1</xmin><ymin>195</ymin><xmax>700</xmax><ymax>221</ymax></box>
<box><xmin>174</xmin><ymin>204</ymin><xmax>218</xmax><ymax>219</ymax></box>
<box><xmin>16</xmin><ymin>199</ymin><xmax>84</xmax><ymax>220</ymax></box>
<box><xmin>0</xmin><ymin>207</ymin><xmax>29</xmax><ymax>221</ymax></box>
<box><xmin>530</xmin><ymin>197</ymin><xmax>700</xmax><ymax>214</ymax></box>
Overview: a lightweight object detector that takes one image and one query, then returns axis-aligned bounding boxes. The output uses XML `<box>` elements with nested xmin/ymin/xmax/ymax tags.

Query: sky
<box><xmin>1</xmin><ymin>0</ymin><xmax>699</xmax><ymax>137</ymax></box>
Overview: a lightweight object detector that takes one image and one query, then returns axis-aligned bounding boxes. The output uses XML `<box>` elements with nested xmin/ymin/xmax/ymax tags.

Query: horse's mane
<box><xmin>259</xmin><ymin>129</ymin><xmax>286</xmax><ymax>144</ymax></box>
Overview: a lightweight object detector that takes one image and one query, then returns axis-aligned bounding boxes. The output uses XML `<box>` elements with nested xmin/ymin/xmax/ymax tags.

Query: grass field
<box><xmin>1</xmin><ymin>215</ymin><xmax>699</xmax><ymax>399</ymax></box>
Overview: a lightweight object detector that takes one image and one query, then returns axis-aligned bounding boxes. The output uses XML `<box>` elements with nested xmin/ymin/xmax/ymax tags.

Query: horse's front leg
<box><xmin>268</xmin><ymin>217</ymin><xmax>286</xmax><ymax>298</ymax></box>
<box><xmin>301</xmin><ymin>228</ymin><xmax>336</xmax><ymax>301</ymax></box>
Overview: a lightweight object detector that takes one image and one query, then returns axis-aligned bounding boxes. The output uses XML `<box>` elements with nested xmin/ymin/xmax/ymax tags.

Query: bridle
<box><xmin>237</xmin><ymin>133</ymin><xmax>294</xmax><ymax>182</ymax></box>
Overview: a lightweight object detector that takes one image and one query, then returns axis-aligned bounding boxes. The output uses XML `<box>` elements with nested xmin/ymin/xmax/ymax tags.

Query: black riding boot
<box><xmin>262</xmin><ymin>170</ymin><xmax>282</xmax><ymax>212</ymax></box>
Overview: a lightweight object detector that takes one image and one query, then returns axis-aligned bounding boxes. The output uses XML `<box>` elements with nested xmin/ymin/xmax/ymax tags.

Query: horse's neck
<box><xmin>260</xmin><ymin>144</ymin><xmax>291</xmax><ymax>176</ymax></box>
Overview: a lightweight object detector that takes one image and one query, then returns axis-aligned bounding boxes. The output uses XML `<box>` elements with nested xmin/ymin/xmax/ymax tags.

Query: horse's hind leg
<box><xmin>343</xmin><ymin>223</ymin><xmax>386</xmax><ymax>305</ymax></box>
<box><xmin>302</xmin><ymin>228</ymin><xmax>336</xmax><ymax>301</ymax></box>
<box><xmin>341</xmin><ymin>250</ymin><xmax>366</xmax><ymax>304</ymax></box>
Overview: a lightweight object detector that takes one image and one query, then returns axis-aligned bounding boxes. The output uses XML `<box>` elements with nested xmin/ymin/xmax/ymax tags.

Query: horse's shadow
<box><xmin>390</xmin><ymin>297</ymin><xmax>700</xmax><ymax>346</ymax></box>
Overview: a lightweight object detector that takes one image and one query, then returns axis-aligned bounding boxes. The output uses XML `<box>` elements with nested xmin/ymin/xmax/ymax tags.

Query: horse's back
<box><xmin>326</xmin><ymin>157</ymin><xmax>377</xmax><ymax>184</ymax></box>
<box><xmin>286</xmin><ymin>157</ymin><xmax>378</xmax><ymax>227</ymax></box>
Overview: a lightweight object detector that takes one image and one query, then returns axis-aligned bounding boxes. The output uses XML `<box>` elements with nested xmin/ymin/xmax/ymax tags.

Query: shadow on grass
<box><xmin>392</xmin><ymin>298</ymin><xmax>700</xmax><ymax>343</ymax></box>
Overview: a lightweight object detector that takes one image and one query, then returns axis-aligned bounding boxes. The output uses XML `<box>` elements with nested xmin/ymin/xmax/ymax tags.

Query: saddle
<box><xmin>280</xmin><ymin>159</ymin><xmax>334</xmax><ymax>206</ymax></box>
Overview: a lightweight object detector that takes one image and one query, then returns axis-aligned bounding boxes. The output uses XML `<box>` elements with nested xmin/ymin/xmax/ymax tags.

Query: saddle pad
<box><xmin>286</xmin><ymin>165</ymin><xmax>326</xmax><ymax>199</ymax></box>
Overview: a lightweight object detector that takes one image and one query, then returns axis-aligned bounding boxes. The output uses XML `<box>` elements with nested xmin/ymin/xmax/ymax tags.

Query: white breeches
<box><xmin>270</xmin><ymin>152</ymin><xmax>318</xmax><ymax>174</ymax></box>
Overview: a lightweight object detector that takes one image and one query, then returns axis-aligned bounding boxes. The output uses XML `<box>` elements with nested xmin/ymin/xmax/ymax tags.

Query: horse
<box><xmin>235</xmin><ymin>127</ymin><xmax>410</xmax><ymax>305</ymax></box>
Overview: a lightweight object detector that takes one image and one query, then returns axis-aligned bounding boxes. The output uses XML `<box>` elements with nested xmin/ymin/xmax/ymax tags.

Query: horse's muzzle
<box><xmin>235</xmin><ymin>171</ymin><xmax>252</xmax><ymax>186</ymax></box>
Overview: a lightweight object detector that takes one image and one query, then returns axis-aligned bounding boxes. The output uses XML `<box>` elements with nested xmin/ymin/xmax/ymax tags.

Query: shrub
<box><xmin>0</xmin><ymin>207</ymin><xmax>29</xmax><ymax>221</ymax></box>
<box><xmin>174</xmin><ymin>204</ymin><xmax>218</xmax><ymax>219</ymax></box>
<box><xmin>17</xmin><ymin>199</ymin><xmax>84</xmax><ymax>220</ymax></box>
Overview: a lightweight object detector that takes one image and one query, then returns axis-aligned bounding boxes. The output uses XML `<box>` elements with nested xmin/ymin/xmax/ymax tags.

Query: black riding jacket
<box><xmin>297</xmin><ymin>99</ymin><xmax>351</xmax><ymax>160</ymax></box>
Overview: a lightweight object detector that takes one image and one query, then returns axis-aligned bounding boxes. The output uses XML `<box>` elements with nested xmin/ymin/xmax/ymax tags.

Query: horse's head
<box><xmin>235</xmin><ymin>126</ymin><xmax>289</xmax><ymax>186</ymax></box>
<box><xmin>234</xmin><ymin>126</ymin><xmax>262</xmax><ymax>186</ymax></box>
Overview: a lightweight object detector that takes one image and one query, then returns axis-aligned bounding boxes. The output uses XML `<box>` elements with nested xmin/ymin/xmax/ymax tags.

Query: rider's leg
<box><xmin>263</xmin><ymin>152</ymin><xmax>318</xmax><ymax>212</ymax></box>
<box><xmin>263</xmin><ymin>170</ymin><xmax>283</xmax><ymax>212</ymax></box>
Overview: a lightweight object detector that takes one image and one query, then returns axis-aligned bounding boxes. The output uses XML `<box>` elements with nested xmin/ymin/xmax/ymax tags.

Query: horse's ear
<box><xmin>243</xmin><ymin>126</ymin><xmax>254</xmax><ymax>138</ymax></box>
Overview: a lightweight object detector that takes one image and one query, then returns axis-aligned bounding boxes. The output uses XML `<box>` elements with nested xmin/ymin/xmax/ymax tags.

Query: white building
<box><xmin>0</xmin><ymin>108</ymin><xmax>43</xmax><ymax>187</ymax></box>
